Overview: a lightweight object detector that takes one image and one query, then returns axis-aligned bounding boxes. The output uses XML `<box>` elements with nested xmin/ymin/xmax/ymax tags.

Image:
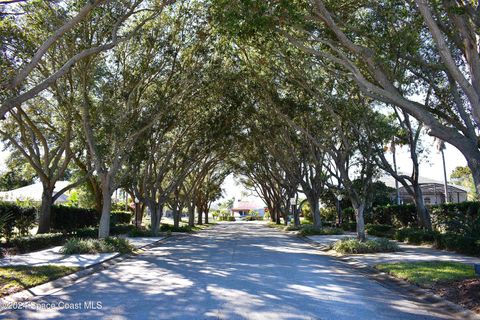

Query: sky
<box><xmin>218</xmin><ymin>136</ymin><xmax>468</xmax><ymax>206</ymax></box>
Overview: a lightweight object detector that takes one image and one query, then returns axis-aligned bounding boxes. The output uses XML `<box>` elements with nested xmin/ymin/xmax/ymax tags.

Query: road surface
<box><xmin>2</xmin><ymin>222</ymin><xmax>456</xmax><ymax>319</ymax></box>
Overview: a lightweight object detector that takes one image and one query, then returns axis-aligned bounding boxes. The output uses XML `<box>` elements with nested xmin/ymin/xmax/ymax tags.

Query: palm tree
<box><xmin>435</xmin><ymin>138</ymin><xmax>449</xmax><ymax>203</ymax></box>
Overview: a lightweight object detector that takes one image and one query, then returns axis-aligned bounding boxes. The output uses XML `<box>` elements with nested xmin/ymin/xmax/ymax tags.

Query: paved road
<box><xmin>2</xmin><ymin>223</ymin><xmax>456</xmax><ymax>319</ymax></box>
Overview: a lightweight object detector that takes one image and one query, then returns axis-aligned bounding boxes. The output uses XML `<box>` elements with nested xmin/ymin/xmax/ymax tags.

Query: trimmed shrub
<box><xmin>219</xmin><ymin>216</ymin><xmax>236</xmax><ymax>221</ymax></box>
<box><xmin>342</xmin><ymin>207</ymin><xmax>355</xmax><ymax>222</ymax></box>
<box><xmin>110</xmin><ymin>224</ymin><xmax>136</xmax><ymax>235</ymax></box>
<box><xmin>245</xmin><ymin>215</ymin><xmax>263</xmax><ymax>221</ymax></box>
<box><xmin>60</xmin><ymin>237</ymin><xmax>133</xmax><ymax>255</ymax></box>
<box><xmin>372</xmin><ymin>204</ymin><xmax>417</xmax><ymax>228</ymax></box>
<box><xmin>75</xmin><ymin>227</ymin><xmax>98</xmax><ymax>238</ymax></box>
<box><xmin>9</xmin><ymin>233</ymin><xmax>65</xmax><ymax>253</ymax></box>
<box><xmin>0</xmin><ymin>202</ymin><xmax>37</xmax><ymax>241</ymax></box>
<box><xmin>299</xmin><ymin>225</ymin><xmax>344</xmax><ymax>236</ymax></box>
<box><xmin>430</xmin><ymin>202</ymin><xmax>480</xmax><ymax>237</ymax></box>
<box><xmin>159</xmin><ymin>224</ymin><xmax>191</xmax><ymax>233</ymax></box>
<box><xmin>51</xmin><ymin>206</ymin><xmax>99</xmax><ymax>233</ymax></box>
<box><xmin>322</xmin><ymin>221</ymin><xmax>335</xmax><ymax>228</ymax></box>
<box><xmin>127</xmin><ymin>228</ymin><xmax>153</xmax><ymax>237</ymax></box>
<box><xmin>333</xmin><ymin>237</ymin><xmax>400</xmax><ymax>254</ymax></box>
<box><xmin>365</xmin><ymin>224</ymin><xmax>394</xmax><ymax>238</ymax></box>
<box><xmin>110</xmin><ymin>211</ymin><xmax>133</xmax><ymax>225</ymax></box>
<box><xmin>434</xmin><ymin>233</ymin><xmax>479</xmax><ymax>255</ymax></box>
<box><xmin>75</xmin><ymin>224</ymin><xmax>136</xmax><ymax>238</ymax></box>
<box><xmin>340</xmin><ymin>221</ymin><xmax>356</xmax><ymax>232</ymax></box>
<box><xmin>394</xmin><ymin>228</ymin><xmax>439</xmax><ymax>245</ymax></box>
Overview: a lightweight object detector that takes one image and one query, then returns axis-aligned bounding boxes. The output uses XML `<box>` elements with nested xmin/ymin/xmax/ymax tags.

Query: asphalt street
<box><xmin>1</xmin><ymin>222</ymin><xmax>455</xmax><ymax>319</ymax></box>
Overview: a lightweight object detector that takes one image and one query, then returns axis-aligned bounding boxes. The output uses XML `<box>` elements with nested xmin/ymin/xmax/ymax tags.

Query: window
<box><xmin>424</xmin><ymin>197</ymin><xmax>431</xmax><ymax>204</ymax></box>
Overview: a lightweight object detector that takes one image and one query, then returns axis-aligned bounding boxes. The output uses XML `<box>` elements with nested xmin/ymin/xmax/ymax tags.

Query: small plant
<box><xmin>60</xmin><ymin>237</ymin><xmax>133</xmax><ymax>255</ymax></box>
<box><xmin>299</xmin><ymin>225</ymin><xmax>344</xmax><ymax>236</ymax></box>
<box><xmin>333</xmin><ymin>237</ymin><xmax>400</xmax><ymax>254</ymax></box>
<box><xmin>284</xmin><ymin>225</ymin><xmax>301</xmax><ymax>231</ymax></box>
<box><xmin>103</xmin><ymin>237</ymin><xmax>134</xmax><ymax>254</ymax></box>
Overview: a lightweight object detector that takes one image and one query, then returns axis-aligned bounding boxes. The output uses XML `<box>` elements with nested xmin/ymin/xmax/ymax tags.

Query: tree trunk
<box><xmin>204</xmin><ymin>207</ymin><xmax>209</xmax><ymax>224</ymax></box>
<box><xmin>412</xmin><ymin>185</ymin><xmax>432</xmax><ymax>230</ymax></box>
<box><xmin>267</xmin><ymin>207</ymin><xmax>275</xmax><ymax>222</ymax></box>
<box><xmin>274</xmin><ymin>207</ymin><xmax>281</xmax><ymax>224</ymax></box>
<box><xmin>140</xmin><ymin>204</ymin><xmax>146</xmax><ymax>225</ymax></box>
<box><xmin>151</xmin><ymin>205</ymin><xmax>163</xmax><ymax>236</ymax></box>
<box><xmin>468</xmin><ymin>158</ymin><xmax>480</xmax><ymax>197</ymax></box>
<box><xmin>308</xmin><ymin>197</ymin><xmax>322</xmax><ymax>229</ymax></box>
<box><xmin>188</xmin><ymin>205</ymin><xmax>195</xmax><ymax>227</ymax></box>
<box><xmin>98</xmin><ymin>180</ymin><xmax>112</xmax><ymax>238</ymax></box>
<box><xmin>37</xmin><ymin>187</ymin><xmax>54</xmax><ymax>234</ymax></box>
<box><xmin>336</xmin><ymin>199</ymin><xmax>343</xmax><ymax>226</ymax></box>
<box><xmin>354</xmin><ymin>203</ymin><xmax>366</xmax><ymax>242</ymax></box>
<box><xmin>293</xmin><ymin>205</ymin><xmax>300</xmax><ymax>228</ymax></box>
<box><xmin>173</xmin><ymin>207</ymin><xmax>180</xmax><ymax>228</ymax></box>
<box><xmin>197</xmin><ymin>205</ymin><xmax>203</xmax><ymax>225</ymax></box>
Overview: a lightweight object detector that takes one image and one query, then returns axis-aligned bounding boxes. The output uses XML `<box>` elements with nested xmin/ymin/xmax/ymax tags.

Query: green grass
<box><xmin>0</xmin><ymin>265</ymin><xmax>79</xmax><ymax>296</ymax></box>
<box><xmin>375</xmin><ymin>261</ymin><xmax>478</xmax><ymax>287</ymax></box>
<box><xmin>333</xmin><ymin>237</ymin><xmax>400</xmax><ymax>254</ymax></box>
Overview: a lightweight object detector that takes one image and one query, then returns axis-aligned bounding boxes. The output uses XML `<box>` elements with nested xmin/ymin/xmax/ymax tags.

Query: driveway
<box><xmin>1</xmin><ymin>223</ymin><xmax>456</xmax><ymax>319</ymax></box>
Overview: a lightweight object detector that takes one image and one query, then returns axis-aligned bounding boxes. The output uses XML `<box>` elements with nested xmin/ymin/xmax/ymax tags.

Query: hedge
<box><xmin>340</xmin><ymin>221</ymin><xmax>356</xmax><ymax>232</ymax></box>
<box><xmin>110</xmin><ymin>211</ymin><xmax>133</xmax><ymax>225</ymax></box>
<box><xmin>365</xmin><ymin>224</ymin><xmax>394</xmax><ymax>238</ymax></box>
<box><xmin>51</xmin><ymin>207</ymin><xmax>136</xmax><ymax>233</ymax></box>
<box><xmin>393</xmin><ymin>227</ymin><xmax>479</xmax><ymax>255</ymax></box>
<box><xmin>394</xmin><ymin>227</ymin><xmax>439</xmax><ymax>244</ymax></box>
<box><xmin>430</xmin><ymin>202</ymin><xmax>480</xmax><ymax>237</ymax></box>
<box><xmin>9</xmin><ymin>233</ymin><xmax>66</xmax><ymax>253</ymax></box>
<box><xmin>51</xmin><ymin>206</ymin><xmax>99</xmax><ymax>233</ymax></box>
<box><xmin>0</xmin><ymin>202</ymin><xmax>37</xmax><ymax>242</ymax></box>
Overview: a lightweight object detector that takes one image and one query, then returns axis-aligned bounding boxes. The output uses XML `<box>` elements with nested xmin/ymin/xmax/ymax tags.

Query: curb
<box><xmin>0</xmin><ymin>235</ymin><xmax>171</xmax><ymax>306</ymax></box>
<box><xmin>298</xmin><ymin>235</ymin><xmax>480</xmax><ymax>320</ymax></box>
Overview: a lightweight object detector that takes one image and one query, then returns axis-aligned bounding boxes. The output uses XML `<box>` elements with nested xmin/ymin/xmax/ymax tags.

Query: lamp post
<box><xmin>134</xmin><ymin>197</ymin><xmax>140</xmax><ymax>228</ymax></box>
<box><xmin>336</xmin><ymin>193</ymin><xmax>343</xmax><ymax>226</ymax></box>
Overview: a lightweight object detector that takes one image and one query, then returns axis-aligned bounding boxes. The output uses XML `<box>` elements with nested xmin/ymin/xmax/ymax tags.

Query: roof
<box><xmin>379</xmin><ymin>174</ymin><xmax>469</xmax><ymax>193</ymax></box>
<box><xmin>231</xmin><ymin>200</ymin><xmax>261</xmax><ymax>211</ymax></box>
<box><xmin>0</xmin><ymin>181</ymin><xmax>71</xmax><ymax>203</ymax></box>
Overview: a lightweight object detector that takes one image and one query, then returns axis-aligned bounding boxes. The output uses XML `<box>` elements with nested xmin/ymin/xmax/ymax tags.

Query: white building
<box><xmin>0</xmin><ymin>181</ymin><xmax>70</xmax><ymax>203</ymax></box>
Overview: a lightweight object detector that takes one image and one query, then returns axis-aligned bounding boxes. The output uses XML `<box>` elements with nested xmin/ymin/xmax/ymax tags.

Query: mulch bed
<box><xmin>433</xmin><ymin>278</ymin><xmax>480</xmax><ymax>314</ymax></box>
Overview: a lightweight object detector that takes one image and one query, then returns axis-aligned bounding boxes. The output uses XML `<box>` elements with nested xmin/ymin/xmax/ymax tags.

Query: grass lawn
<box><xmin>0</xmin><ymin>265</ymin><xmax>80</xmax><ymax>296</ymax></box>
<box><xmin>375</xmin><ymin>261</ymin><xmax>478</xmax><ymax>287</ymax></box>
